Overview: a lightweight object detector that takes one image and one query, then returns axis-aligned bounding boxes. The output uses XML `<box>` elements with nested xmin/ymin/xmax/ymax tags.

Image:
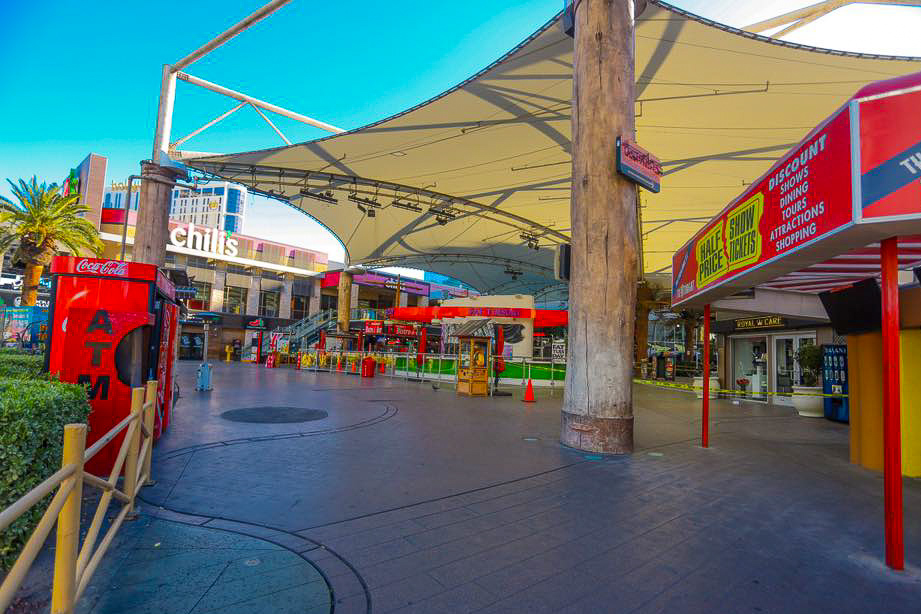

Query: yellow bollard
<box><xmin>143</xmin><ymin>380</ymin><xmax>157</xmax><ymax>485</ymax></box>
<box><xmin>123</xmin><ymin>388</ymin><xmax>144</xmax><ymax>518</ymax></box>
<box><xmin>51</xmin><ymin>424</ymin><xmax>86</xmax><ymax>614</ymax></box>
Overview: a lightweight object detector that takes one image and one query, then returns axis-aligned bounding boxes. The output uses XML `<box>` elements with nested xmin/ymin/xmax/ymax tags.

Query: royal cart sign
<box><xmin>616</xmin><ymin>137</ymin><xmax>662</xmax><ymax>193</ymax></box>
<box><xmin>734</xmin><ymin>316</ymin><xmax>785</xmax><ymax>330</ymax></box>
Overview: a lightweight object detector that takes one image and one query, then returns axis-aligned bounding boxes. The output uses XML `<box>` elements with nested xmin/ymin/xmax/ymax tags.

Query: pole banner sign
<box><xmin>672</xmin><ymin>109</ymin><xmax>854</xmax><ymax>304</ymax></box>
<box><xmin>616</xmin><ymin>137</ymin><xmax>662</xmax><ymax>193</ymax></box>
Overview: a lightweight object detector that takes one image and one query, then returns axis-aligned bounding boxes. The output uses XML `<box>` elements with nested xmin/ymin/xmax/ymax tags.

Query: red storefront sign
<box><xmin>391</xmin><ymin>324</ymin><xmax>416</xmax><ymax>337</ymax></box>
<box><xmin>321</xmin><ymin>271</ymin><xmax>430</xmax><ymax>296</ymax></box>
<box><xmin>672</xmin><ymin>109</ymin><xmax>854</xmax><ymax>305</ymax></box>
<box><xmin>365</xmin><ymin>320</ymin><xmax>384</xmax><ymax>334</ymax></box>
<box><xmin>57</xmin><ymin>257</ymin><xmax>155</xmax><ymax>280</ymax></box>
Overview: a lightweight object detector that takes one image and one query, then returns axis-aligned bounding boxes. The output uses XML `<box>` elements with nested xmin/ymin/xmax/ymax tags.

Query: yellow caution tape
<box><xmin>632</xmin><ymin>378</ymin><xmax>848</xmax><ymax>398</ymax></box>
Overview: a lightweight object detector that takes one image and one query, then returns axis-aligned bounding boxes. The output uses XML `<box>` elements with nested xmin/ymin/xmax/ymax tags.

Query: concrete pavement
<box><xmin>83</xmin><ymin>362</ymin><xmax>921</xmax><ymax>613</ymax></box>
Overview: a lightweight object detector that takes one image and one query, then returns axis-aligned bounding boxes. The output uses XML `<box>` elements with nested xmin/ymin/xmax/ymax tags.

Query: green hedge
<box><xmin>0</xmin><ymin>347</ymin><xmax>31</xmax><ymax>355</ymax></box>
<box><xmin>0</xmin><ymin>353</ymin><xmax>43</xmax><ymax>379</ymax></box>
<box><xmin>0</xmin><ymin>379</ymin><xmax>91</xmax><ymax>571</ymax></box>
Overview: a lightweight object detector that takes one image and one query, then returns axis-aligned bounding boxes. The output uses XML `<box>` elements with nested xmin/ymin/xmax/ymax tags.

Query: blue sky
<box><xmin>3</xmin><ymin>1</ymin><xmax>921</xmax><ymax>264</ymax></box>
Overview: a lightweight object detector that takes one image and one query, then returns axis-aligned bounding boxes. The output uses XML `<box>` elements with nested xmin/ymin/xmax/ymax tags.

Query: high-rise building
<box><xmin>102</xmin><ymin>180</ymin><xmax>248</xmax><ymax>234</ymax></box>
<box><xmin>169</xmin><ymin>181</ymin><xmax>248</xmax><ymax>234</ymax></box>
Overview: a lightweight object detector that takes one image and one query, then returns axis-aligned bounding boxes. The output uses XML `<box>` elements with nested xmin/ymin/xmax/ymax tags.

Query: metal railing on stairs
<box><xmin>0</xmin><ymin>380</ymin><xmax>158</xmax><ymax>614</ymax></box>
<box><xmin>261</xmin><ymin>309</ymin><xmax>336</xmax><ymax>355</ymax></box>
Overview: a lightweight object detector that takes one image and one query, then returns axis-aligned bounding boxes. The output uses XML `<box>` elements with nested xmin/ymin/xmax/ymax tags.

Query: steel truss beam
<box><xmin>361</xmin><ymin>252</ymin><xmax>553</xmax><ymax>274</ymax></box>
<box><xmin>191</xmin><ymin>162</ymin><xmax>571</xmax><ymax>243</ymax></box>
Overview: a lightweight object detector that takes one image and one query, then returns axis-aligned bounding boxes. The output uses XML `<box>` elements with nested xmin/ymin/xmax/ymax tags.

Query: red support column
<box><xmin>880</xmin><ymin>237</ymin><xmax>904</xmax><ymax>570</ymax></box>
<box><xmin>702</xmin><ymin>304</ymin><xmax>711</xmax><ymax>448</ymax></box>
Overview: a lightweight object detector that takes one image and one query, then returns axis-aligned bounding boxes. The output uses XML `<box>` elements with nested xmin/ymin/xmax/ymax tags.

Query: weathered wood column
<box><xmin>134</xmin><ymin>162</ymin><xmax>185</xmax><ymax>265</ymax></box>
<box><xmin>562</xmin><ymin>0</ymin><xmax>639</xmax><ymax>454</ymax></box>
<box><xmin>337</xmin><ymin>271</ymin><xmax>353</xmax><ymax>333</ymax></box>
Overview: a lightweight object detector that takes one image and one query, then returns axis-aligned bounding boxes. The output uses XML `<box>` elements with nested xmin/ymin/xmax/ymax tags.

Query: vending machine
<box><xmin>822</xmin><ymin>344</ymin><xmax>849</xmax><ymax>423</ymax></box>
<box><xmin>46</xmin><ymin>256</ymin><xmax>179</xmax><ymax>474</ymax></box>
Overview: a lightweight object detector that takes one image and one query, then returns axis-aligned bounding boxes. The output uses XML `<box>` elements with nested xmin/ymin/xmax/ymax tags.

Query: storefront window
<box><xmin>188</xmin><ymin>281</ymin><xmax>211</xmax><ymax>311</ymax></box>
<box><xmin>291</xmin><ymin>294</ymin><xmax>309</xmax><ymax>320</ymax></box>
<box><xmin>732</xmin><ymin>336</ymin><xmax>768</xmax><ymax>401</ymax></box>
<box><xmin>260</xmin><ymin>290</ymin><xmax>280</xmax><ymax>317</ymax></box>
<box><xmin>186</xmin><ymin>255</ymin><xmax>214</xmax><ymax>270</ymax></box>
<box><xmin>223</xmin><ymin>286</ymin><xmax>248</xmax><ymax>314</ymax></box>
<box><xmin>320</xmin><ymin>294</ymin><xmax>337</xmax><ymax>311</ymax></box>
<box><xmin>775</xmin><ymin>335</ymin><xmax>816</xmax><ymax>400</ymax></box>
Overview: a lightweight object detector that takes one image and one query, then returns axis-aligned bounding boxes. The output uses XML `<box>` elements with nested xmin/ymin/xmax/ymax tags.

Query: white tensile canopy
<box><xmin>184</xmin><ymin>1</ymin><xmax>920</xmax><ymax>298</ymax></box>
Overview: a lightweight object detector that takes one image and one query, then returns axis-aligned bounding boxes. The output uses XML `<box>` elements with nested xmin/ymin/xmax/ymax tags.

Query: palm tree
<box><xmin>0</xmin><ymin>177</ymin><xmax>103</xmax><ymax>306</ymax></box>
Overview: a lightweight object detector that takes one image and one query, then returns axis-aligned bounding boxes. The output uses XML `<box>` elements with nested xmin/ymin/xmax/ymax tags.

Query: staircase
<box><xmin>261</xmin><ymin>309</ymin><xmax>336</xmax><ymax>355</ymax></box>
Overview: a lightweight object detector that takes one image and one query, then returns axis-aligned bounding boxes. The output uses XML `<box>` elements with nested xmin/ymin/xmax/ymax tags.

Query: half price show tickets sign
<box><xmin>672</xmin><ymin>110</ymin><xmax>853</xmax><ymax>304</ymax></box>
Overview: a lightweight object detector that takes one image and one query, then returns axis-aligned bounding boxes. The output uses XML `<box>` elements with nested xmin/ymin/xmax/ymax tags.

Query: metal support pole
<box><xmin>152</xmin><ymin>65</ymin><xmax>178</xmax><ymax>162</ymax></box>
<box><xmin>51</xmin><ymin>424</ymin><xmax>86</xmax><ymax>614</ymax></box>
<box><xmin>702</xmin><ymin>304</ymin><xmax>711</xmax><ymax>448</ymax></box>
<box><xmin>880</xmin><ymin>237</ymin><xmax>904</xmax><ymax>570</ymax></box>
<box><xmin>171</xmin><ymin>0</ymin><xmax>293</xmax><ymax>73</ymax></box>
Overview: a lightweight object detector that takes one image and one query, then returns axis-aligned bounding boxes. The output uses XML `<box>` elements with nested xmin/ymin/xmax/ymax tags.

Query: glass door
<box><xmin>732</xmin><ymin>336</ymin><xmax>768</xmax><ymax>401</ymax></box>
<box><xmin>774</xmin><ymin>334</ymin><xmax>816</xmax><ymax>405</ymax></box>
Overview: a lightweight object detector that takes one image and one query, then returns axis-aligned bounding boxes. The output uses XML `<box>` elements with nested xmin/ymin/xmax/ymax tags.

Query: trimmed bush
<box><xmin>0</xmin><ymin>378</ymin><xmax>91</xmax><ymax>571</ymax></box>
<box><xmin>0</xmin><ymin>354</ymin><xmax>43</xmax><ymax>379</ymax></box>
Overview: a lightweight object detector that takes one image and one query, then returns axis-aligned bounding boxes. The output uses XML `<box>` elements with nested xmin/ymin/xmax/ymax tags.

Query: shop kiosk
<box><xmin>46</xmin><ymin>256</ymin><xmax>179</xmax><ymax>474</ymax></box>
<box><xmin>456</xmin><ymin>333</ymin><xmax>491</xmax><ymax>397</ymax></box>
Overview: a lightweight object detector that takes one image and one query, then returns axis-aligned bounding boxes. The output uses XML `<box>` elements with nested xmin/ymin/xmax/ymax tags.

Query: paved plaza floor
<box><xmin>84</xmin><ymin>362</ymin><xmax>921</xmax><ymax>613</ymax></box>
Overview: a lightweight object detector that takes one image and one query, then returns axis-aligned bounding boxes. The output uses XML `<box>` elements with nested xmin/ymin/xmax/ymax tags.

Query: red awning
<box><xmin>758</xmin><ymin>237</ymin><xmax>921</xmax><ymax>294</ymax></box>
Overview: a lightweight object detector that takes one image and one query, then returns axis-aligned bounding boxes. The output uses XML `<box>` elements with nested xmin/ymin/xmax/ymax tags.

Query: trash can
<box><xmin>361</xmin><ymin>356</ymin><xmax>376</xmax><ymax>378</ymax></box>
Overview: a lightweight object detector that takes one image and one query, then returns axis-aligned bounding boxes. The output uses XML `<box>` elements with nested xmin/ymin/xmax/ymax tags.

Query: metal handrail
<box><xmin>0</xmin><ymin>380</ymin><xmax>159</xmax><ymax>613</ymax></box>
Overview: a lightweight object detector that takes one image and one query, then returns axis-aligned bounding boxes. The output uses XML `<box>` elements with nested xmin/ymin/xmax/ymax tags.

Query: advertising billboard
<box><xmin>672</xmin><ymin>109</ymin><xmax>854</xmax><ymax>305</ymax></box>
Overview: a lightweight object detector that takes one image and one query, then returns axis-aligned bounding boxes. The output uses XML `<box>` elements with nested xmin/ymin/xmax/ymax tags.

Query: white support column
<box><xmin>308</xmin><ymin>278</ymin><xmax>321</xmax><ymax>315</ymax></box>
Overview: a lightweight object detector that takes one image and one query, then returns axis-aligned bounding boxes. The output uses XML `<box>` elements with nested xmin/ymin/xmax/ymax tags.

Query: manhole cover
<box><xmin>220</xmin><ymin>407</ymin><xmax>329</xmax><ymax>424</ymax></box>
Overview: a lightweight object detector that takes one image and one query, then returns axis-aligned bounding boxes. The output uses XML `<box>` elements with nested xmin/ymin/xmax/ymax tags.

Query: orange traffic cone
<box><xmin>295</xmin><ymin>352</ymin><xmax>301</xmax><ymax>370</ymax></box>
<box><xmin>523</xmin><ymin>379</ymin><xmax>535</xmax><ymax>403</ymax></box>
<box><xmin>336</xmin><ymin>356</ymin><xmax>343</xmax><ymax>371</ymax></box>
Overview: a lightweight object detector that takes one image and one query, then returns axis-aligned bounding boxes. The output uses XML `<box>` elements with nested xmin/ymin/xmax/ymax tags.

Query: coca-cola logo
<box><xmin>75</xmin><ymin>259</ymin><xmax>129</xmax><ymax>276</ymax></box>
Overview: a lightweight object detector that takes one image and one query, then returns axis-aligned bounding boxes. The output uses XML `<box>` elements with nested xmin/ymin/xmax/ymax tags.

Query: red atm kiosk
<box><xmin>46</xmin><ymin>256</ymin><xmax>179</xmax><ymax>474</ymax></box>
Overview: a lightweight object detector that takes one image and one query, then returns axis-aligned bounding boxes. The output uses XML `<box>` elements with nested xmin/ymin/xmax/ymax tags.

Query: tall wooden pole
<box><xmin>562</xmin><ymin>0</ymin><xmax>639</xmax><ymax>454</ymax></box>
<box><xmin>337</xmin><ymin>271</ymin><xmax>353</xmax><ymax>333</ymax></box>
<box><xmin>134</xmin><ymin>162</ymin><xmax>185</xmax><ymax>265</ymax></box>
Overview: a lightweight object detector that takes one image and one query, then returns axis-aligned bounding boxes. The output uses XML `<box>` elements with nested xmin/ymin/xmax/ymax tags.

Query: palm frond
<box><xmin>0</xmin><ymin>175</ymin><xmax>105</xmax><ymax>264</ymax></box>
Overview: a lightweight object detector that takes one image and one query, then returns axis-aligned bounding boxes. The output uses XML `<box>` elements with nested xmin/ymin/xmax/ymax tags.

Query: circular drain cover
<box><xmin>220</xmin><ymin>407</ymin><xmax>328</xmax><ymax>424</ymax></box>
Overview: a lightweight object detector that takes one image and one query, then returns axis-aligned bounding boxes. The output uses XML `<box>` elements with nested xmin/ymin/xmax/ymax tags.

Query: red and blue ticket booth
<box><xmin>45</xmin><ymin>256</ymin><xmax>179</xmax><ymax>474</ymax></box>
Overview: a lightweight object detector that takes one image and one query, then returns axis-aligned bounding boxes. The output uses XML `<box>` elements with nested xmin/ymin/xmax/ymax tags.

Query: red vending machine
<box><xmin>46</xmin><ymin>256</ymin><xmax>179</xmax><ymax>474</ymax></box>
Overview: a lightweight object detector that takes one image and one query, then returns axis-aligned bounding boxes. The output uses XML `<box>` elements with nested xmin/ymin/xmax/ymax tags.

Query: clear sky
<box><xmin>3</xmin><ymin>1</ymin><xmax>921</xmax><ymax>267</ymax></box>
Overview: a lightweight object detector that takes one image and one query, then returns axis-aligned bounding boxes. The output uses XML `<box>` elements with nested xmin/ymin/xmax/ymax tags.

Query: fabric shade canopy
<box><xmin>185</xmin><ymin>1</ymin><xmax>920</xmax><ymax>298</ymax></box>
